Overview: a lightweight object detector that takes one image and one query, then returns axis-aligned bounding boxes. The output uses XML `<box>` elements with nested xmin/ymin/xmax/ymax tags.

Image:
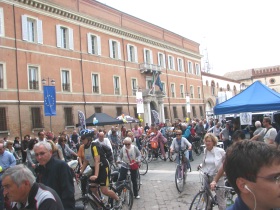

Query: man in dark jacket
<box><xmin>2</xmin><ymin>164</ymin><xmax>64</xmax><ymax>210</ymax></box>
<box><xmin>34</xmin><ymin>141</ymin><xmax>75</xmax><ymax>210</ymax></box>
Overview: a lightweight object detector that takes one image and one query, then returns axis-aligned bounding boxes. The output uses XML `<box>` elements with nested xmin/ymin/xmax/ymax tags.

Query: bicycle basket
<box><xmin>150</xmin><ymin>141</ymin><xmax>158</xmax><ymax>149</ymax></box>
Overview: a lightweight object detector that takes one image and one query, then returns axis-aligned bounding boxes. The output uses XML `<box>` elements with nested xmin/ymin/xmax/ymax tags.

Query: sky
<box><xmin>97</xmin><ymin>0</ymin><xmax>280</xmax><ymax>76</ymax></box>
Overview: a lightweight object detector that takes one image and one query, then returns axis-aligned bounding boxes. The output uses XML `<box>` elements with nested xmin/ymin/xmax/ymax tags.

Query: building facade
<box><xmin>202</xmin><ymin>72</ymin><xmax>240</xmax><ymax>119</ymax></box>
<box><xmin>0</xmin><ymin>0</ymin><xmax>204</xmax><ymax>138</ymax></box>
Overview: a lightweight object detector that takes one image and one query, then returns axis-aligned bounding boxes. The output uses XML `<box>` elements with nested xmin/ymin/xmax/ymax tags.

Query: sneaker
<box><xmin>135</xmin><ymin>195</ymin><xmax>140</xmax><ymax>199</ymax></box>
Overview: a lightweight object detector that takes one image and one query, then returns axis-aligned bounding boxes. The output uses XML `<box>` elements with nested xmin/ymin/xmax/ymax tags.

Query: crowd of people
<box><xmin>0</xmin><ymin>116</ymin><xmax>280</xmax><ymax>209</ymax></box>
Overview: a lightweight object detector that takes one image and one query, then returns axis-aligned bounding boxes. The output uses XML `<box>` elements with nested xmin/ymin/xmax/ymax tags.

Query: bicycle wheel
<box><xmin>140</xmin><ymin>147</ymin><xmax>148</xmax><ymax>160</ymax></box>
<box><xmin>158</xmin><ymin>147</ymin><xmax>164</xmax><ymax>160</ymax></box>
<box><xmin>189</xmin><ymin>191</ymin><xmax>209</xmax><ymax>210</ymax></box>
<box><xmin>175</xmin><ymin>165</ymin><xmax>184</xmax><ymax>193</ymax></box>
<box><xmin>116</xmin><ymin>185</ymin><xmax>134</xmax><ymax>210</ymax></box>
<box><xmin>139</xmin><ymin>159</ymin><xmax>148</xmax><ymax>175</ymax></box>
<box><xmin>75</xmin><ymin>196</ymin><xmax>98</xmax><ymax>210</ymax></box>
<box><xmin>147</xmin><ymin>148</ymin><xmax>154</xmax><ymax>163</ymax></box>
<box><xmin>136</xmin><ymin>170</ymin><xmax>141</xmax><ymax>192</ymax></box>
<box><xmin>169</xmin><ymin>151</ymin><xmax>177</xmax><ymax>162</ymax></box>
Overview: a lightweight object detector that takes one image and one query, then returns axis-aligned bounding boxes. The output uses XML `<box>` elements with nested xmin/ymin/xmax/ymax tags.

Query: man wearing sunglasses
<box><xmin>224</xmin><ymin>140</ymin><xmax>280</xmax><ymax>210</ymax></box>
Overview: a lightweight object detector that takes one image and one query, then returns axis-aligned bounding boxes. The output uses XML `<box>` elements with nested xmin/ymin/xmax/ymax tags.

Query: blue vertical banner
<box><xmin>44</xmin><ymin>86</ymin><xmax>56</xmax><ymax>116</ymax></box>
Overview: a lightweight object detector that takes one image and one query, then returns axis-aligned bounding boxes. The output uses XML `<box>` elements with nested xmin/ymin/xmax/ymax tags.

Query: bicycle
<box><xmin>191</xmin><ymin>136</ymin><xmax>203</xmax><ymax>156</ymax></box>
<box><xmin>189</xmin><ymin>170</ymin><xmax>235</xmax><ymax>210</ymax></box>
<box><xmin>174</xmin><ymin>149</ymin><xmax>189</xmax><ymax>193</ymax></box>
<box><xmin>75</xmin><ymin>168</ymin><xmax>134</xmax><ymax>210</ymax></box>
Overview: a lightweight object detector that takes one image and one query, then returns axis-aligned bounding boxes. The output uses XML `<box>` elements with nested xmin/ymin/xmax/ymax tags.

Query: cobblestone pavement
<box><xmin>75</xmin><ymin>154</ymin><xmax>216</xmax><ymax>209</ymax></box>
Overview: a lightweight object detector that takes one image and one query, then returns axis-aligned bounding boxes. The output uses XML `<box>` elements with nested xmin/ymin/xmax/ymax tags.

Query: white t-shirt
<box><xmin>259</xmin><ymin>127</ymin><xmax>277</xmax><ymax>144</ymax></box>
<box><xmin>95</xmin><ymin>138</ymin><xmax>113</xmax><ymax>152</ymax></box>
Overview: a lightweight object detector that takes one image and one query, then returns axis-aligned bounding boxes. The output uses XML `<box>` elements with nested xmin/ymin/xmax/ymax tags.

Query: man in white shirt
<box><xmin>95</xmin><ymin>131</ymin><xmax>113</xmax><ymax>152</ymax></box>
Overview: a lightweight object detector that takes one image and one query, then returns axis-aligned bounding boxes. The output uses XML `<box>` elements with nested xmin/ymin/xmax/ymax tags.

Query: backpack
<box><xmin>90</xmin><ymin>141</ymin><xmax>114</xmax><ymax>164</ymax></box>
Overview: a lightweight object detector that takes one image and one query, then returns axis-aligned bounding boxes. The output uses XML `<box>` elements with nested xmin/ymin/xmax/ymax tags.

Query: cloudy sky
<box><xmin>97</xmin><ymin>0</ymin><xmax>280</xmax><ymax>75</ymax></box>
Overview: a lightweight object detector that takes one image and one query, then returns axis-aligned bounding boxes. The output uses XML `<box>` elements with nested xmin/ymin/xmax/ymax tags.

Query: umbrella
<box><xmin>117</xmin><ymin>115</ymin><xmax>139</xmax><ymax>123</ymax></box>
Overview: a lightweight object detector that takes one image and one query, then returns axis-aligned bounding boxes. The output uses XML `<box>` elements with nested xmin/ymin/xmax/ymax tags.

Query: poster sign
<box><xmin>240</xmin><ymin>112</ymin><xmax>252</xmax><ymax>125</ymax></box>
<box><xmin>136</xmin><ymin>91</ymin><xmax>144</xmax><ymax>113</ymax></box>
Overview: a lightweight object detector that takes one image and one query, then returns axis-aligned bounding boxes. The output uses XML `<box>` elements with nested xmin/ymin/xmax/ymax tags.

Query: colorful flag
<box><xmin>155</xmin><ymin>74</ymin><xmax>163</xmax><ymax>91</ymax></box>
<box><xmin>78</xmin><ymin>110</ymin><xmax>86</xmax><ymax>129</ymax></box>
<box><xmin>44</xmin><ymin>86</ymin><xmax>56</xmax><ymax>116</ymax></box>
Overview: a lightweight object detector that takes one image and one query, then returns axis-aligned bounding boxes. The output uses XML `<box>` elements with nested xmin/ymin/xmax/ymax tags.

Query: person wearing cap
<box><xmin>117</xmin><ymin>137</ymin><xmax>141</xmax><ymax>199</ymax></box>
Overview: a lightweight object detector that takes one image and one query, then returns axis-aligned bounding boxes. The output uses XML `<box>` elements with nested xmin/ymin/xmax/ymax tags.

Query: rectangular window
<box><xmin>195</xmin><ymin>63</ymin><xmax>201</xmax><ymax>75</ymax></box>
<box><xmin>171</xmin><ymin>84</ymin><xmax>175</xmax><ymax>98</ymax></box>
<box><xmin>95</xmin><ymin>107</ymin><xmax>102</xmax><ymax>113</ymax></box>
<box><xmin>22</xmin><ymin>15</ymin><xmax>43</xmax><ymax>44</ymax></box>
<box><xmin>114</xmin><ymin>76</ymin><xmax>120</xmax><ymax>95</ymax></box>
<box><xmin>168</xmin><ymin>55</ymin><xmax>175</xmax><ymax>70</ymax></box>
<box><xmin>56</xmin><ymin>25</ymin><xmax>73</xmax><ymax>50</ymax></box>
<box><xmin>190</xmin><ymin>86</ymin><xmax>194</xmax><ymax>98</ymax></box>
<box><xmin>62</xmin><ymin>70</ymin><xmax>71</xmax><ymax>92</ymax></box>
<box><xmin>64</xmin><ymin>107</ymin><xmax>73</xmax><ymax>126</ymax></box>
<box><xmin>127</xmin><ymin>44</ymin><xmax>138</xmax><ymax>62</ymax></box>
<box><xmin>109</xmin><ymin>39</ymin><xmax>121</xmax><ymax>59</ymax></box>
<box><xmin>0</xmin><ymin>107</ymin><xmax>7</xmax><ymax>131</ymax></box>
<box><xmin>132</xmin><ymin>78</ymin><xmax>137</xmax><ymax>96</ymax></box>
<box><xmin>173</xmin><ymin>106</ymin><xmax>178</xmax><ymax>119</ymax></box>
<box><xmin>198</xmin><ymin>87</ymin><xmax>201</xmax><ymax>99</ymax></box>
<box><xmin>188</xmin><ymin>61</ymin><xmax>193</xmax><ymax>74</ymax></box>
<box><xmin>87</xmin><ymin>33</ymin><xmax>101</xmax><ymax>55</ymax></box>
<box><xmin>31</xmin><ymin>107</ymin><xmax>42</xmax><ymax>128</ymax></box>
<box><xmin>192</xmin><ymin>106</ymin><xmax>197</xmax><ymax>118</ymax></box>
<box><xmin>199</xmin><ymin>106</ymin><xmax>204</xmax><ymax>117</ymax></box>
<box><xmin>28</xmin><ymin>66</ymin><xmax>39</xmax><ymax>90</ymax></box>
<box><xmin>158</xmin><ymin>52</ymin><xmax>166</xmax><ymax>68</ymax></box>
<box><xmin>144</xmin><ymin>48</ymin><xmax>153</xmax><ymax>64</ymax></box>
<box><xmin>0</xmin><ymin>8</ymin><xmax>4</xmax><ymax>37</ymax></box>
<box><xmin>92</xmin><ymin>74</ymin><xmax>99</xmax><ymax>93</ymax></box>
<box><xmin>116</xmin><ymin>107</ymin><xmax>122</xmax><ymax>116</ymax></box>
<box><xmin>0</xmin><ymin>64</ymin><xmax>3</xmax><ymax>89</ymax></box>
<box><xmin>180</xmin><ymin>85</ymin><xmax>184</xmax><ymax>98</ymax></box>
<box><xmin>162</xmin><ymin>82</ymin><xmax>166</xmax><ymax>94</ymax></box>
<box><xmin>177</xmin><ymin>58</ymin><xmax>184</xmax><ymax>72</ymax></box>
<box><xmin>182</xmin><ymin>106</ymin><xmax>187</xmax><ymax>118</ymax></box>
<box><xmin>147</xmin><ymin>77</ymin><xmax>153</xmax><ymax>89</ymax></box>
<box><xmin>164</xmin><ymin>106</ymin><xmax>169</xmax><ymax>119</ymax></box>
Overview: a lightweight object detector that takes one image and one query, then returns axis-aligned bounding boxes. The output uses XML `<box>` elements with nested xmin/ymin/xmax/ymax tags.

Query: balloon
<box><xmin>123</xmin><ymin>119</ymin><xmax>127</xmax><ymax>123</ymax></box>
<box><xmin>186</xmin><ymin>117</ymin><xmax>189</xmax><ymax>122</ymax></box>
<box><xmin>140</xmin><ymin>119</ymin><xmax>143</xmax><ymax>123</ymax></box>
<box><xmin>0</xmin><ymin>166</ymin><xmax>2</xmax><ymax>172</ymax></box>
<box><xmin>93</xmin><ymin>119</ymin><xmax>98</xmax><ymax>125</ymax></box>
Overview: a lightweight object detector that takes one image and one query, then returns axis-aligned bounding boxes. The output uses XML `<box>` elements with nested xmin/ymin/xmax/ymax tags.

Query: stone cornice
<box><xmin>12</xmin><ymin>0</ymin><xmax>201</xmax><ymax>59</ymax></box>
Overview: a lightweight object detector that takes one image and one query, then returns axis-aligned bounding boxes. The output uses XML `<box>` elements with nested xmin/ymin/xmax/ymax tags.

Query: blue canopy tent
<box><xmin>213</xmin><ymin>81</ymin><xmax>280</xmax><ymax>115</ymax></box>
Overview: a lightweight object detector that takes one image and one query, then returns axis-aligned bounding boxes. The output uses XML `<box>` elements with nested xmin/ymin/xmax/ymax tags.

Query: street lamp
<box><xmin>42</xmin><ymin>77</ymin><xmax>56</xmax><ymax>132</ymax></box>
<box><xmin>185</xmin><ymin>92</ymin><xmax>191</xmax><ymax>122</ymax></box>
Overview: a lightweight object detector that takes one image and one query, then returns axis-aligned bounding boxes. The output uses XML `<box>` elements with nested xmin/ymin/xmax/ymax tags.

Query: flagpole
<box><xmin>42</xmin><ymin>78</ymin><xmax>56</xmax><ymax>132</ymax></box>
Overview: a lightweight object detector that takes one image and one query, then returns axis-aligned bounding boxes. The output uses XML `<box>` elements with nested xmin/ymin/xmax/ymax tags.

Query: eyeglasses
<box><xmin>35</xmin><ymin>152</ymin><xmax>46</xmax><ymax>157</ymax></box>
<box><xmin>176</xmin><ymin>134</ymin><xmax>182</xmax><ymax>136</ymax></box>
<box><xmin>1</xmin><ymin>184</ymin><xmax>11</xmax><ymax>191</ymax></box>
<box><xmin>257</xmin><ymin>174</ymin><xmax>280</xmax><ymax>185</ymax></box>
<box><xmin>62</xmin><ymin>140</ymin><xmax>67</xmax><ymax>142</ymax></box>
<box><xmin>124</xmin><ymin>144</ymin><xmax>131</xmax><ymax>146</ymax></box>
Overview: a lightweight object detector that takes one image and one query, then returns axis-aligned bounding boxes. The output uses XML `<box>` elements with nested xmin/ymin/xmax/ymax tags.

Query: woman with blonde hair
<box><xmin>200</xmin><ymin>133</ymin><xmax>226</xmax><ymax>210</ymax></box>
<box><xmin>47</xmin><ymin>140</ymin><xmax>64</xmax><ymax>161</ymax></box>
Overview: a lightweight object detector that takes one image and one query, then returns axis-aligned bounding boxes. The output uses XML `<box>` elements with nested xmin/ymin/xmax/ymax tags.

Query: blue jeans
<box><xmin>135</xmin><ymin>137</ymin><xmax>142</xmax><ymax>150</ymax></box>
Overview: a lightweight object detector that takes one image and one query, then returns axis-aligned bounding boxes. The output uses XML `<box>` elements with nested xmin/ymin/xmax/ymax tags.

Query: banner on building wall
<box><xmin>78</xmin><ymin>110</ymin><xmax>86</xmax><ymax>129</ymax></box>
<box><xmin>44</xmin><ymin>86</ymin><xmax>56</xmax><ymax>116</ymax></box>
<box><xmin>186</xmin><ymin>96</ymin><xmax>190</xmax><ymax>113</ymax></box>
<box><xmin>136</xmin><ymin>91</ymin><xmax>144</xmax><ymax>113</ymax></box>
<box><xmin>240</xmin><ymin>112</ymin><xmax>252</xmax><ymax>125</ymax></box>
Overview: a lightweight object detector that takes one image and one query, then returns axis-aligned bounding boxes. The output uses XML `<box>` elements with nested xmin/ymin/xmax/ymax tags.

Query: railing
<box><xmin>92</xmin><ymin>86</ymin><xmax>99</xmax><ymax>93</ymax></box>
<box><xmin>139</xmin><ymin>63</ymin><xmax>162</xmax><ymax>73</ymax></box>
<box><xmin>29</xmin><ymin>80</ymin><xmax>39</xmax><ymax>90</ymax></box>
<box><xmin>62</xmin><ymin>83</ymin><xmax>70</xmax><ymax>92</ymax></box>
<box><xmin>115</xmin><ymin>88</ymin><xmax>120</xmax><ymax>95</ymax></box>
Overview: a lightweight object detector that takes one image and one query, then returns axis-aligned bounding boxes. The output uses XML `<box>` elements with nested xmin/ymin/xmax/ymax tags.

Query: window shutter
<box><xmin>127</xmin><ymin>44</ymin><xmax>131</xmax><ymax>62</ymax></box>
<box><xmin>168</xmin><ymin>56</ymin><xmax>171</xmax><ymax>69</ymax></box>
<box><xmin>68</xmin><ymin>28</ymin><xmax>74</xmax><ymax>50</ymax></box>
<box><xmin>56</xmin><ymin>25</ymin><xmax>61</xmax><ymax>48</ymax></box>
<box><xmin>143</xmin><ymin>49</ymin><xmax>147</xmax><ymax>63</ymax></box>
<box><xmin>22</xmin><ymin>15</ymin><xmax>28</xmax><ymax>41</ymax></box>
<box><xmin>87</xmin><ymin>33</ymin><xmax>92</xmax><ymax>54</ymax></box>
<box><xmin>37</xmin><ymin>19</ymin><xmax>43</xmax><ymax>44</ymax></box>
<box><xmin>177</xmin><ymin>58</ymin><xmax>180</xmax><ymax>71</ymax></box>
<box><xmin>0</xmin><ymin>8</ymin><xmax>3</xmax><ymax>36</ymax></box>
<box><xmin>109</xmin><ymin>39</ymin><xmax>113</xmax><ymax>58</ymax></box>
<box><xmin>162</xmin><ymin>54</ymin><xmax>166</xmax><ymax>68</ymax></box>
<box><xmin>134</xmin><ymin>46</ymin><xmax>138</xmax><ymax>63</ymax></box>
<box><xmin>150</xmin><ymin>51</ymin><xmax>153</xmax><ymax>64</ymax></box>
<box><xmin>117</xmin><ymin>41</ymin><xmax>121</xmax><ymax>59</ymax></box>
<box><xmin>97</xmin><ymin>36</ymin><xmax>101</xmax><ymax>55</ymax></box>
